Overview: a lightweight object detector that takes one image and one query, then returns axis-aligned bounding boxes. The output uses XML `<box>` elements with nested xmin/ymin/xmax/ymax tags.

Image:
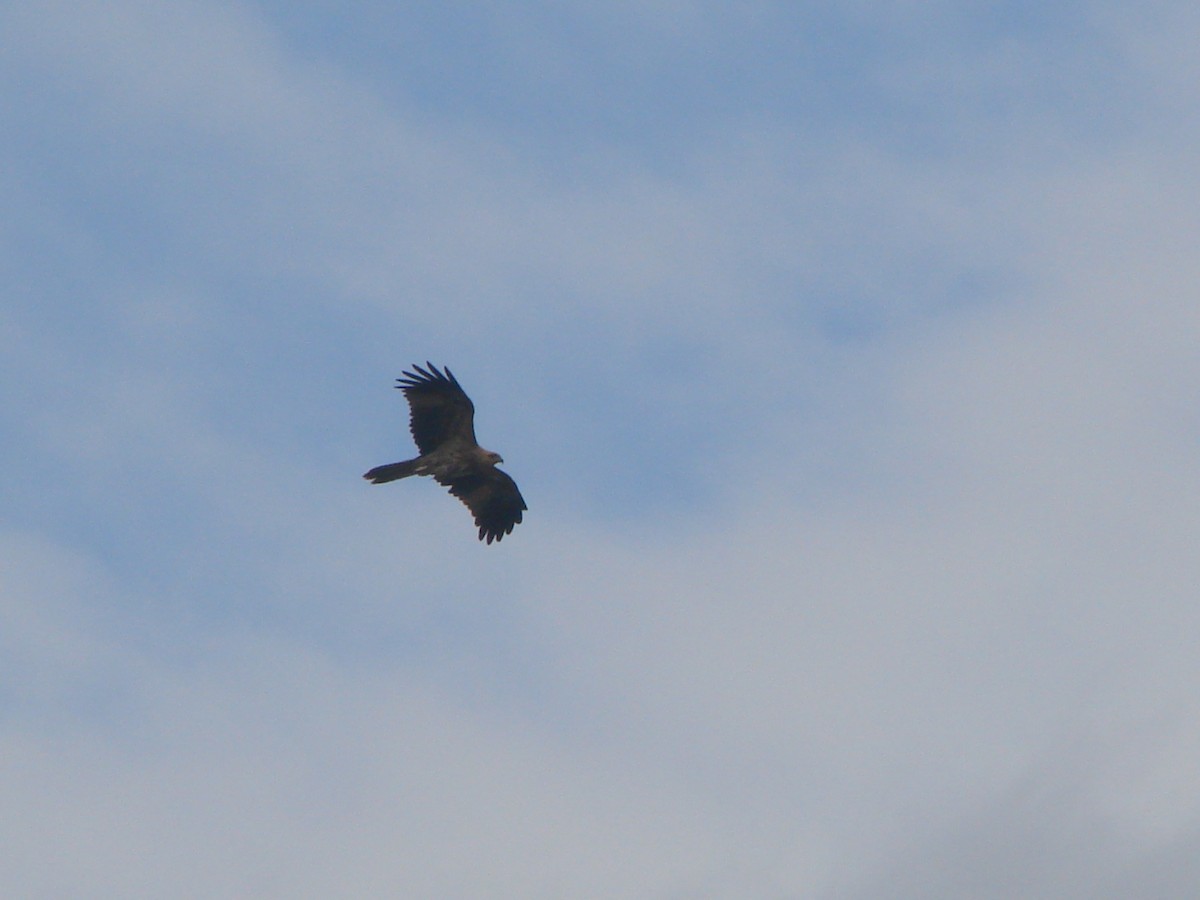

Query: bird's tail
<box><xmin>363</xmin><ymin>459</ymin><xmax>420</xmax><ymax>484</ymax></box>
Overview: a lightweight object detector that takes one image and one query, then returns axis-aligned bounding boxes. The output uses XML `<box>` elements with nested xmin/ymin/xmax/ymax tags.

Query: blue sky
<box><xmin>4</xmin><ymin>0</ymin><xmax>1200</xmax><ymax>895</ymax></box>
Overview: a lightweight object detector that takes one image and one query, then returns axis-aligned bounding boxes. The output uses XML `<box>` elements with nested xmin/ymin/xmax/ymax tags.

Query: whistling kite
<box><xmin>364</xmin><ymin>363</ymin><xmax>527</xmax><ymax>543</ymax></box>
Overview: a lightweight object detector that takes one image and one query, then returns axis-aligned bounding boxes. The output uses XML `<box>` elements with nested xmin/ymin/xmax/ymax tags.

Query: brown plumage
<box><xmin>364</xmin><ymin>363</ymin><xmax>527</xmax><ymax>544</ymax></box>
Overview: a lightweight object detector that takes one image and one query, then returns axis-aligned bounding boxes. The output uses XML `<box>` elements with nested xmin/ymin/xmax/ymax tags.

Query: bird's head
<box><xmin>485</xmin><ymin>450</ymin><xmax>504</xmax><ymax>466</ymax></box>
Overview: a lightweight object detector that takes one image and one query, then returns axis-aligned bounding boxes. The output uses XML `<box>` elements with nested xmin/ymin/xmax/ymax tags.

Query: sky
<box><xmin>3</xmin><ymin>0</ymin><xmax>1200</xmax><ymax>896</ymax></box>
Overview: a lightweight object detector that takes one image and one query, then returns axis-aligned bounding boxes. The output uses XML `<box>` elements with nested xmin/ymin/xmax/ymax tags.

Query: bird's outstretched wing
<box><xmin>397</xmin><ymin>362</ymin><xmax>477</xmax><ymax>454</ymax></box>
<box><xmin>439</xmin><ymin>468</ymin><xmax>527</xmax><ymax>544</ymax></box>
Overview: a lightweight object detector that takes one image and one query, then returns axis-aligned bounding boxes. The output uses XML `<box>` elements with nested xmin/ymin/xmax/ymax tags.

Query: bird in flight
<box><xmin>364</xmin><ymin>363</ymin><xmax>527</xmax><ymax>543</ymax></box>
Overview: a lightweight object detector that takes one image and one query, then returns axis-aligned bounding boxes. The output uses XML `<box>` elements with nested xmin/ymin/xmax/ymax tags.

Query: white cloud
<box><xmin>0</xmin><ymin>602</ymin><xmax>730</xmax><ymax>897</ymax></box>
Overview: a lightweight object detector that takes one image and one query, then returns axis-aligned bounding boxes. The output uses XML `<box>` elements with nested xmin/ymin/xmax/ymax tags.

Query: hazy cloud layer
<box><xmin>3</xmin><ymin>0</ymin><xmax>1200</xmax><ymax>896</ymax></box>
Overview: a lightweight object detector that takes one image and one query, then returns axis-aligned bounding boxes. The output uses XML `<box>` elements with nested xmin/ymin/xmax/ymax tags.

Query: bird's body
<box><xmin>364</xmin><ymin>363</ymin><xmax>526</xmax><ymax>543</ymax></box>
